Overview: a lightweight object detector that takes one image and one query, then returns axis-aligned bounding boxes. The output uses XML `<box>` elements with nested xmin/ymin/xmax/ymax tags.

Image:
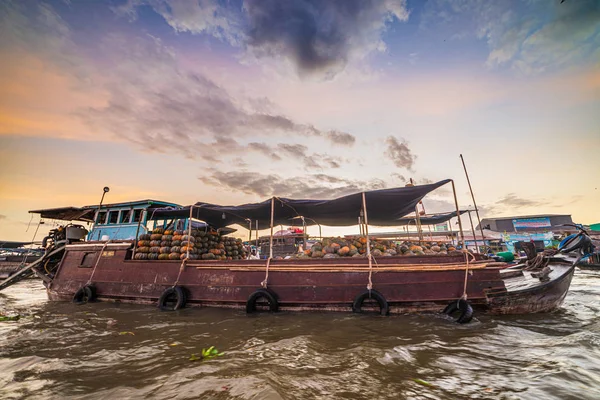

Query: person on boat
<box><xmin>247</xmin><ymin>249</ymin><xmax>259</xmax><ymax>260</ymax></box>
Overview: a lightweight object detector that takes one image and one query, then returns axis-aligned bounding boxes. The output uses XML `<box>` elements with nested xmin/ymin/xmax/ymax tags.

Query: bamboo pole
<box><xmin>450</xmin><ymin>180</ymin><xmax>465</xmax><ymax>245</ymax></box>
<box><xmin>362</xmin><ymin>192</ymin><xmax>372</xmax><ymax>259</ymax></box>
<box><xmin>460</xmin><ymin>154</ymin><xmax>486</xmax><ymax>250</ymax></box>
<box><xmin>467</xmin><ymin>210</ymin><xmax>479</xmax><ymax>253</ymax></box>
<box><xmin>269</xmin><ymin>197</ymin><xmax>275</xmax><ymax>259</ymax></box>
<box><xmin>186</xmin><ymin>206</ymin><xmax>193</xmax><ymax>260</ymax></box>
<box><xmin>131</xmin><ymin>209</ymin><xmax>145</xmax><ymax>259</ymax></box>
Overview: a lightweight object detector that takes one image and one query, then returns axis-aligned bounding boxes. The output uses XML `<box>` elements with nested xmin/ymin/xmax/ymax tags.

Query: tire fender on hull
<box><xmin>73</xmin><ymin>285</ymin><xmax>96</xmax><ymax>304</ymax></box>
<box><xmin>352</xmin><ymin>289</ymin><xmax>389</xmax><ymax>316</ymax></box>
<box><xmin>158</xmin><ymin>286</ymin><xmax>187</xmax><ymax>311</ymax></box>
<box><xmin>246</xmin><ymin>288</ymin><xmax>279</xmax><ymax>313</ymax></box>
<box><xmin>443</xmin><ymin>299</ymin><xmax>473</xmax><ymax>324</ymax></box>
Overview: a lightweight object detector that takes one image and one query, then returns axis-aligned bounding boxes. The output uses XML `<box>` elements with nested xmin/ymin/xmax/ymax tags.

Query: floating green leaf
<box><xmin>413</xmin><ymin>378</ymin><xmax>434</xmax><ymax>388</ymax></box>
<box><xmin>0</xmin><ymin>315</ymin><xmax>20</xmax><ymax>322</ymax></box>
<box><xmin>189</xmin><ymin>354</ymin><xmax>201</xmax><ymax>361</ymax></box>
<box><xmin>118</xmin><ymin>331</ymin><xmax>135</xmax><ymax>336</ymax></box>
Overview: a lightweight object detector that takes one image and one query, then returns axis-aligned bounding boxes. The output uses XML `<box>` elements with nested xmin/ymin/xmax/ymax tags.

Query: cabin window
<box><xmin>133</xmin><ymin>209</ymin><xmax>143</xmax><ymax>223</ymax></box>
<box><xmin>108</xmin><ymin>211</ymin><xmax>119</xmax><ymax>224</ymax></box>
<box><xmin>80</xmin><ymin>252</ymin><xmax>97</xmax><ymax>268</ymax></box>
<box><xmin>96</xmin><ymin>211</ymin><xmax>107</xmax><ymax>224</ymax></box>
<box><xmin>120</xmin><ymin>209</ymin><xmax>132</xmax><ymax>224</ymax></box>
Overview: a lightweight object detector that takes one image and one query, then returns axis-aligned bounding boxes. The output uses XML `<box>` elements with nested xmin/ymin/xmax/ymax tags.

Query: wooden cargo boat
<box><xmin>0</xmin><ymin>180</ymin><xmax>589</xmax><ymax>323</ymax></box>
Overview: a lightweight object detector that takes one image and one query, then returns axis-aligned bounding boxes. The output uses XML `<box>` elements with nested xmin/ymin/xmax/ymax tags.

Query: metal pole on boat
<box><xmin>450</xmin><ymin>180</ymin><xmax>465</xmax><ymax>245</ymax></box>
<box><xmin>467</xmin><ymin>210</ymin><xmax>478</xmax><ymax>253</ymax></box>
<box><xmin>132</xmin><ymin>209</ymin><xmax>145</xmax><ymax>259</ymax></box>
<box><xmin>460</xmin><ymin>154</ymin><xmax>486</xmax><ymax>251</ymax></box>
<box><xmin>414</xmin><ymin>205</ymin><xmax>423</xmax><ymax>242</ymax></box>
<box><xmin>255</xmin><ymin>220</ymin><xmax>258</xmax><ymax>249</ymax></box>
<box><xmin>448</xmin><ymin>217</ymin><xmax>455</xmax><ymax>246</ymax></box>
<box><xmin>91</xmin><ymin>187</ymin><xmax>110</xmax><ymax>240</ymax></box>
<box><xmin>247</xmin><ymin>219</ymin><xmax>252</xmax><ymax>243</ymax></box>
<box><xmin>186</xmin><ymin>206</ymin><xmax>193</xmax><ymax>260</ymax></box>
<box><xmin>269</xmin><ymin>197</ymin><xmax>275</xmax><ymax>259</ymax></box>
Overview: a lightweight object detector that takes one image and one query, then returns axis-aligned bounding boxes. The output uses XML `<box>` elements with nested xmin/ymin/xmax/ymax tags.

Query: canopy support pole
<box><xmin>450</xmin><ymin>180</ymin><xmax>465</xmax><ymax>245</ymax></box>
<box><xmin>132</xmin><ymin>210</ymin><xmax>145</xmax><ymax>260</ymax></box>
<box><xmin>460</xmin><ymin>154</ymin><xmax>486</xmax><ymax>251</ymax></box>
<box><xmin>255</xmin><ymin>220</ymin><xmax>258</xmax><ymax>249</ymax></box>
<box><xmin>247</xmin><ymin>219</ymin><xmax>252</xmax><ymax>243</ymax></box>
<box><xmin>415</xmin><ymin>205</ymin><xmax>423</xmax><ymax>242</ymax></box>
<box><xmin>185</xmin><ymin>206</ymin><xmax>193</xmax><ymax>260</ymax></box>
<box><xmin>467</xmin><ymin>210</ymin><xmax>479</xmax><ymax>253</ymax></box>
<box><xmin>361</xmin><ymin>192</ymin><xmax>374</xmax><ymax>291</ymax></box>
<box><xmin>269</xmin><ymin>197</ymin><xmax>275</xmax><ymax>259</ymax></box>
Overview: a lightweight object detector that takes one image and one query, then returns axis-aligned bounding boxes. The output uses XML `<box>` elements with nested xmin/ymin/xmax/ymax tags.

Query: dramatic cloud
<box><xmin>117</xmin><ymin>0</ymin><xmax>409</xmax><ymax>78</ymax></box>
<box><xmin>78</xmin><ymin>33</ymin><xmax>355</xmax><ymax>161</ymax></box>
<box><xmin>422</xmin><ymin>0</ymin><xmax>600</xmax><ymax>74</ymax></box>
<box><xmin>384</xmin><ymin>136</ymin><xmax>416</xmax><ymax>170</ymax></box>
<box><xmin>199</xmin><ymin>170</ymin><xmax>386</xmax><ymax>199</ymax></box>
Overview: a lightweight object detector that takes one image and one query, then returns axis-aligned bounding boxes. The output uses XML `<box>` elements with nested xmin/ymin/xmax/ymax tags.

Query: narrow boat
<box><xmin>0</xmin><ymin>180</ymin><xmax>589</xmax><ymax>323</ymax></box>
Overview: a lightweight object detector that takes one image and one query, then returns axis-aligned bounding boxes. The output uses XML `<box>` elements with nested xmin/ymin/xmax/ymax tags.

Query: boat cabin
<box><xmin>89</xmin><ymin>200</ymin><xmax>182</xmax><ymax>241</ymax></box>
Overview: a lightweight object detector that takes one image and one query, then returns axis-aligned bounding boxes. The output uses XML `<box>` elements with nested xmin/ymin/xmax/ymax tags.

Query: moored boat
<box><xmin>0</xmin><ymin>180</ymin><xmax>589</xmax><ymax>323</ymax></box>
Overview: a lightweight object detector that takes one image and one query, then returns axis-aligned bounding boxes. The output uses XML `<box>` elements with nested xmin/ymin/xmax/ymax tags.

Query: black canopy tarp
<box><xmin>395</xmin><ymin>210</ymin><xmax>467</xmax><ymax>226</ymax></box>
<box><xmin>29</xmin><ymin>207</ymin><xmax>95</xmax><ymax>222</ymax></box>
<box><xmin>152</xmin><ymin>179</ymin><xmax>451</xmax><ymax>229</ymax></box>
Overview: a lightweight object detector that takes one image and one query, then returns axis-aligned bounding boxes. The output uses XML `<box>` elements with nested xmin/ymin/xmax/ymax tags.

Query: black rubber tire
<box><xmin>73</xmin><ymin>285</ymin><xmax>95</xmax><ymax>304</ymax></box>
<box><xmin>443</xmin><ymin>299</ymin><xmax>474</xmax><ymax>324</ymax></box>
<box><xmin>352</xmin><ymin>289</ymin><xmax>389</xmax><ymax>316</ymax></box>
<box><xmin>158</xmin><ymin>286</ymin><xmax>186</xmax><ymax>311</ymax></box>
<box><xmin>246</xmin><ymin>288</ymin><xmax>279</xmax><ymax>313</ymax></box>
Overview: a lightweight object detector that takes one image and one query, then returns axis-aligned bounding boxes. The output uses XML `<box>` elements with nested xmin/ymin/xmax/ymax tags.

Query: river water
<box><xmin>1</xmin><ymin>271</ymin><xmax>599</xmax><ymax>400</ymax></box>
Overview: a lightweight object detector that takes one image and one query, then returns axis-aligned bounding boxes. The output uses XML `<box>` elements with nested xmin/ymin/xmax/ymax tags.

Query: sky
<box><xmin>0</xmin><ymin>0</ymin><xmax>599</xmax><ymax>242</ymax></box>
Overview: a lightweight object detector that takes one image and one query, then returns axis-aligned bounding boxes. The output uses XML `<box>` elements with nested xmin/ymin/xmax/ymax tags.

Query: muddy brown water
<box><xmin>1</xmin><ymin>272</ymin><xmax>599</xmax><ymax>400</ymax></box>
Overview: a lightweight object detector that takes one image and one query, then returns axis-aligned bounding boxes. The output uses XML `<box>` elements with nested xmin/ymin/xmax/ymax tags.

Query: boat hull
<box><xmin>45</xmin><ymin>243</ymin><xmax>574</xmax><ymax>315</ymax></box>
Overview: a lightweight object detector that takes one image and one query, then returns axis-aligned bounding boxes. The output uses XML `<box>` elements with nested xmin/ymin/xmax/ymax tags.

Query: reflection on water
<box><xmin>1</xmin><ymin>271</ymin><xmax>599</xmax><ymax>400</ymax></box>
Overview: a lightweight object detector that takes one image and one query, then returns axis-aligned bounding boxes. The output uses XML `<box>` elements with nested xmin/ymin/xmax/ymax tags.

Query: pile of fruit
<box><xmin>293</xmin><ymin>237</ymin><xmax>462</xmax><ymax>259</ymax></box>
<box><xmin>134</xmin><ymin>228</ymin><xmax>247</xmax><ymax>261</ymax></box>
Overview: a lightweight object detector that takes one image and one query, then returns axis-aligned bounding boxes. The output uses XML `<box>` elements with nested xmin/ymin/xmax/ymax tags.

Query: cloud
<box><xmin>117</xmin><ymin>0</ymin><xmax>409</xmax><ymax>79</ymax></box>
<box><xmin>325</xmin><ymin>130</ymin><xmax>356</xmax><ymax>146</ymax></box>
<box><xmin>422</xmin><ymin>0</ymin><xmax>600</xmax><ymax>74</ymax></box>
<box><xmin>384</xmin><ymin>136</ymin><xmax>416</xmax><ymax>170</ymax></box>
<box><xmin>199</xmin><ymin>170</ymin><xmax>386</xmax><ymax>199</ymax></box>
<box><xmin>77</xmin><ymin>33</ymin><xmax>355</xmax><ymax>161</ymax></box>
<box><xmin>496</xmin><ymin>193</ymin><xmax>544</xmax><ymax>208</ymax></box>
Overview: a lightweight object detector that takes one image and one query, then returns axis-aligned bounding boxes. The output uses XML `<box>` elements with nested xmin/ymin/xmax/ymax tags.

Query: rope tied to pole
<box><xmin>460</xmin><ymin>249</ymin><xmax>475</xmax><ymax>300</ymax></box>
<box><xmin>174</xmin><ymin>257</ymin><xmax>188</xmax><ymax>287</ymax></box>
<box><xmin>261</xmin><ymin>257</ymin><xmax>272</xmax><ymax>288</ymax></box>
<box><xmin>87</xmin><ymin>240</ymin><xmax>110</xmax><ymax>286</ymax></box>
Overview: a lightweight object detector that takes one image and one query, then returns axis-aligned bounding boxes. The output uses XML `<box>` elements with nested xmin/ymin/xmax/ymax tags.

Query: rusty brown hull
<box><xmin>485</xmin><ymin>264</ymin><xmax>575</xmax><ymax>314</ymax></box>
<box><xmin>45</xmin><ymin>243</ymin><xmax>575</xmax><ymax>315</ymax></box>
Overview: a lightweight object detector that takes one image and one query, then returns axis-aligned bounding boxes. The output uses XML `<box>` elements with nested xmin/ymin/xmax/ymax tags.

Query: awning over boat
<box><xmin>395</xmin><ymin>210</ymin><xmax>468</xmax><ymax>226</ymax></box>
<box><xmin>152</xmin><ymin>179</ymin><xmax>452</xmax><ymax>229</ymax></box>
<box><xmin>29</xmin><ymin>207</ymin><xmax>96</xmax><ymax>222</ymax></box>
